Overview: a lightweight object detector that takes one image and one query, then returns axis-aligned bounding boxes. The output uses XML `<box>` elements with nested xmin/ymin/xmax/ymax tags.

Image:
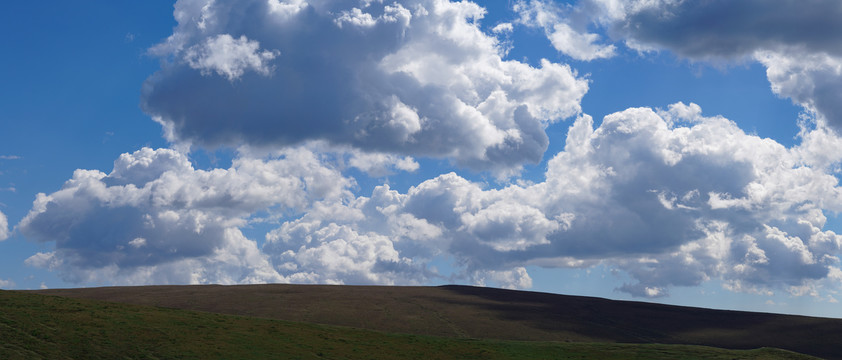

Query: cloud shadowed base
<box><xmin>14</xmin><ymin>0</ymin><xmax>842</xmax><ymax>302</ymax></box>
<box><xmin>142</xmin><ymin>0</ymin><xmax>588</xmax><ymax>174</ymax></box>
<box><xmin>20</xmin><ymin>103</ymin><xmax>842</xmax><ymax>298</ymax></box>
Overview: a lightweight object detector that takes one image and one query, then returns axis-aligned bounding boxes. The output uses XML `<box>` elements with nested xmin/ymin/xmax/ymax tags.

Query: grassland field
<box><xmin>3</xmin><ymin>284</ymin><xmax>838</xmax><ymax>359</ymax></box>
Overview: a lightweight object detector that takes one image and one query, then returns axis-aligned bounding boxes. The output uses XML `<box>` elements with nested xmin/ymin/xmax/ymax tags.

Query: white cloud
<box><xmin>346</xmin><ymin>151</ymin><xmax>419</xmax><ymax>177</ymax></box>
<box><xmin>545</xmin><ymin>22</ymin><xmax>616</xmax><ymax>61</ymax></box>
<box><xmin>18</xmin><ymin>104</ymin><xmax>842</xmax><ymax>296</ymax></box>
<box><xmin>249</xmin><ymin>140</ymin><xmax>421</xmax><ymax>178</ymax></box>
<box><xmin>25</xmin><ymin>229</ymin><xmax>285</xmax><ymax>286</ymax></box>
<box><xmin>472</xmin><ymin>267</ymin><xmax>532</xmax><ymax>290</ymax></box>
<box><xmin>491</xmin><ymin>22</ymin><xmax>513</xmax><ymax>34</ymax></box>
<box><xmin>461</xmin><ymin>201</ymin><xmax>559</xmax><ymax>251</ymax></box>
<box><xmin>335</xmin><ymin>3</ymin><xmax>413</xmax><ymax>29</ymax></box>
<box><xmin>0</xmin><ymin>211</ymin><xmax>8</xmax><ymax>241</ymax></box>
<box><xmin>263</xmin><ymin>184</ymin><xmax>442</xmax><ymax>285</ymax></box>
<box><xmin>514</xmin><ymin>0</ymin><xmax>616</xmax><ymax>61</ymax></box>
<box><xmin>19</xmin><ymin>1</ymin><xmax>842</xmax><ymax>300</ymax></box>
<box><xmin>267</xmin><ymin>0</ymin><xmax>308</xmax><ymax>19</ymax></box>
<box><xmin>792</xmin><ymin>117</ymin><xmax>842</xmax><ymax>172</ymax></box>
<box><xmin>532</xmin><ymin>105</ymin><xmax>842</xmax><ymax>296</ymax></box>
<box><xmin>756</xmin><ymin>51</ymin><xmax>842</xmax><ymax>131</ymax></box>
<box><xmin>184</xmin><ymin>34</ymin><xmax>279</xmax><ymax>81</ymax></box>
<box><xmin>24</xmin><ymin>252</ymin><xmax>58</xmax><ymax>270</ymax></box>
<box><xmin>18</xmin><ymin>146</ymin><xmax>353</xmax><ymax>285</ymax></box>
<box><xmin>335</xmin><ymin>8</ymin><xmax>376</xmax><ymax>28</ymax></box>
<box><xmin>570</xmin><ymin>0</ymin><xmax>842</xmax><ymax>130</ymax></box>
<box><xmin>609</xmin><ymin>0</ymin><xmax>842</xmax><ymax>60</ymax></box>
<box><xmin>269</xmin><ymin>222</ymin><xmax>422</xmax><ymax>285</ymax></box>
<box><xmin>142</xmin><ymin>0</ymin><xmax>588</xmax><ymax>174</ymax></box>
<box><xmin>265</xmin><ymin>103</ymin><xmax>842</xmax><ymax>297</ymax></box>
<box><xmin>129</xmin><ymin>237</ymin><xmax>147</xmax><ymax>248</ymax></box>
<box><xmin>0</xmin><ymin>278</ymin><xmax>13</xmax><ymax>289</ymax></box>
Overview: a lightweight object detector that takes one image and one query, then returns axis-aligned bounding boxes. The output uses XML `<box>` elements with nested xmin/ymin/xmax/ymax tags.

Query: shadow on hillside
<box><xmin>439</xmin><ymin>285</ymin><xmax>841</xmax><ymax>360</ymax></box>
<box><xmin>31</xmin><ymin>283</ymin><xmax>842</xmax><ymax>359</ymax></box>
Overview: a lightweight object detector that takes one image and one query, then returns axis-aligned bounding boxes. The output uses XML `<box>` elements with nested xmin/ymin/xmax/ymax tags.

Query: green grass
<box><xmin>0</xmin><ymin>290</ymin><xmax>817</xmax><ymax>360</ymax></box>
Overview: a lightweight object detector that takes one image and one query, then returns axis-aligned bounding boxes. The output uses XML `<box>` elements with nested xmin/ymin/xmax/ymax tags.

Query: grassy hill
<box><xmin>33</xmin><ymin>284</ymin><xmax>842</xmax><ymax>359</ymax></box>
<box><xmin>0</xmin><ymin>289</ymin><xmax>818</xmax><ymax>359</ymax></box>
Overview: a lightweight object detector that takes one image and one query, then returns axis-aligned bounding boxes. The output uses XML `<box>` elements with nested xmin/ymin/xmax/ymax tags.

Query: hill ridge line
<box><xmin>28</xmin><ymin>283</ymin><xmax>842</xmax><ymax>359</ymax></box>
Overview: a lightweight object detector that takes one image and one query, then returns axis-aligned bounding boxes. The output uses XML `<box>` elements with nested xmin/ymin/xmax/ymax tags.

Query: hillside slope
<box><xmin>1</xmin><ymin>290</ymin><xmax>815</xmax><ymax>360</ymax></box>
<box><xmin>34</xmin><ymin>284</ymin><xmax>842</xmax><ymax>359</ymax></box>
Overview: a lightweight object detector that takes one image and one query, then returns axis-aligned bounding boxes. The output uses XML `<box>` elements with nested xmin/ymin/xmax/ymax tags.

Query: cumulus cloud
<box><xmin>607</xmin><ymin>0</ymin><xmax>842</xmax><ymax>60</ymax></box>
<box><xmin>529</xmin><ymin>105</ymin><xmax>842</xmax><ymax>297</ymax></box>
<box><xmin>0</xmin><ymin>278</ymin><xmax>14</xmax><ymax>289</ymax></box>
<box><xmin>514</xmin><ymin>0</ymin><xmax>616</xmax><ymax>61</ymax></box>
<box><xmin>262</xmin><ymin>183</ymin><xmax>443</xmax><ymax>286</ymax></box>
<box><xmin>573</xmin><ymin>0</ymin><xmax>842</xmax><ymax>130</ymax></box>
<box><xmin>267</xmin><ymin>222</ymin><xmax>426</xmax><ymax>285</ymax></box>
<box><xmin>756</xmin><ymin>51</ymin><xmax>842</xmax><ymax>130</ymax></box>
<box><xmin>345</xmin><ymin>150</ymin><xmax>419</xmax><ymax>177</ymax></box>
<box><xmin>18</xmin><ymin>146</ymin><xmax>352</xmax><ymax>285</ymax></box>
<box><xmin>184</xmin><ymin>34</ymin><xmax>279</xmax><ymax>81</ymax></box>
<box><xmin>491</xmin><ymin>22</ymin><xmax>513</xmax><ymax>34</ymax></box>
<box><xmin>472</xmin><ymin>267</ymin><xmax>533</xmax><ymax>290</ymax></box>
<box><xmin>261</xmin><ymin>103</ymin><xmax>842</xmax><ymax>296</ymax></box>
<box><xmin>18</xmin><ymin>1</ymin><xmax>842</xmax><ymax>299</ymax></box>
<box><xmin>142</xmin><ymin>0</ymin><xmax>588</xmax><ymax>173</ymax></box>
<box><xmin>0</xmin><ymin>211</ymin><xmax>8</xmax><ymax>241</ymax></box>
<box><xmin>17</xmin><ymin>104</ymin><xmax>842</xmax><ymax>295</ymax></box>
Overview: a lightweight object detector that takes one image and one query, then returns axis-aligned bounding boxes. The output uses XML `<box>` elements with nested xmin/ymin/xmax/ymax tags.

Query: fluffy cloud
<box><xmin>606</xmin><ymin>0</ymin><xmax>842</xmax><ymax>59</ymax></box>
<box><xmin>24</xmin><ymin>229</ymin><xmax>284</xmax><ymax>286</ymax></box>
<box><xmin>184</xmin><ymin>34</ymin><xmax>279</xmax><ymax>81</ymax></box>
<box><xmin>18</xmin><ymin>146</ymin><xmax>352</xmax><ymax>285</ymax></box>
<box><xmin>18</xmin><ymin>104</ymin><xmax>842</xmax><ymax>295</ymax></box>
<box><xmin>514</xmin><ymin>0</ymin><xmax>616</xmax><ymax>61</ymax></box>
<box><xmin>472</xmin><ymin>267</ymin><xmax>533</xmax><ymax>290</ymax></box>
<box><xmin>0</xmin><ymin>278</ymin><xmax>14</xmax><ymax>289</ymax></box>
<box><xmin>0</xmin><ymin>211</ymin><xmax>8</xmax><ymax>241</ymax></box>
<box><xmin>347</xmin><ymin>152</ymin><xmax>419</xmax><ymax>177</ymax></box>
<box><xmin>263</xmin><ymin>103</ymin><xmax>842</xmax><ymax>296</ymax></box>
<box><xmin>142</xmin><ymin>0</ymin><xmax>588</xmax><ymax>173</ymax></box>
<box><xmin>18</xmin><ymin>1</ymin><xmax>842</xmax><ymax>299</ymax></box>
<box><xmin>267</xmin><ymin>222</ymin><xmax>426</xmax><ymax>285</ymax></box>
<box><xmin>574</xmin><ymin>0</ymin><xmax>842</xmax><ymax>130</ymax></box>
<box><xmin>529</xmin><ymin>104</ymin><xmax>842</xmax><ymax>296</ymax></box>
<box><xmin>263</xmin><ymin>184</ymin><xmax>443</xmax><ymax>286</ymax></box>
<box><xmin>756</xmin><ymin>51</ymin><xmax>842</xmax><ymax>130</ymax></box>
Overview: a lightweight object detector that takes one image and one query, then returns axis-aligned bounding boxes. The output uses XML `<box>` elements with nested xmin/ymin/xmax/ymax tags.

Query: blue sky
<box><xmin>2</xmin><ymin>0</ymin><xmax>842</xmax><ymax>318</ymax></box>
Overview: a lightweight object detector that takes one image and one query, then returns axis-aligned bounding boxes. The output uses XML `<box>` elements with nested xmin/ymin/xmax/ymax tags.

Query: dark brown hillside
<box><xmin>33</xmin><ymin>284</ymin><xmax>842</xmax><ymax>359</ymax></box>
